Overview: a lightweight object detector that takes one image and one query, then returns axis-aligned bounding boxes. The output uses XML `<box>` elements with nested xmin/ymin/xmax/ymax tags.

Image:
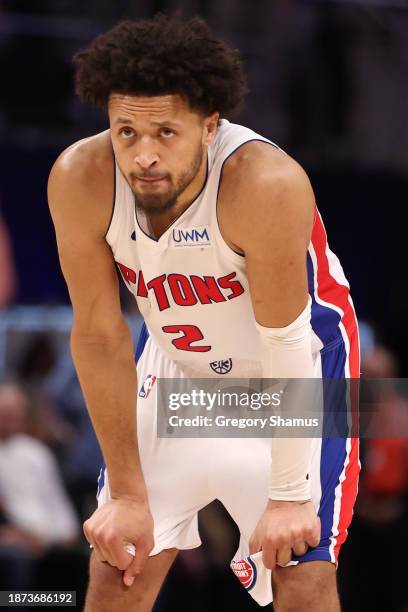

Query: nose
<box><xmin>134</xmin><ymin>136</ymin><xmax>159</xmax><ymax>170</ymax></box>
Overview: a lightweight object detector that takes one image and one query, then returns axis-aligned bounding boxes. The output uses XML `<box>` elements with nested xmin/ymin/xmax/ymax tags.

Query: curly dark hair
<box><xmin>73</xmin><ymin>14</ymin><xmax>248</xmax><ymax>117</ymax></box>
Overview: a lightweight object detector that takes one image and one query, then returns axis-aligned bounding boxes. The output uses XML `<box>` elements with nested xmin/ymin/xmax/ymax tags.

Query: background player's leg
<box><xmin>84</xmin><ymin>548</ymin><xmax>178</xmax><ymax>612</ymax></box>
<box><xmin>272</xmin><ymin>560</ymin><xmax>340</xmax><ymax>612</ymax></box>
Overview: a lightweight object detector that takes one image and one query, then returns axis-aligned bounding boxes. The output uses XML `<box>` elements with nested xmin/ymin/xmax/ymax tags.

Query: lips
<box><xmin>136</xmin><ymin>176</ymin><xmax>166</xmax><ymax>183</ymax></box>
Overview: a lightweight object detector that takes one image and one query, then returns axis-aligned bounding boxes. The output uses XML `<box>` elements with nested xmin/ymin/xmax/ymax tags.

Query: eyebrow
<box><xmin>115</xmin><ymin>117</ymin><xmax>134</xmax><ymax>125</ymax></box>
<box><xmin>115</xmin><ymin>117</ymin><xmax>182</xmax><ymax>127</ymax></box>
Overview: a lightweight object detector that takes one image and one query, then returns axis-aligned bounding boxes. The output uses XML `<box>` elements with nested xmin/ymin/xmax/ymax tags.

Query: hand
<box><xmin>83</xmin><ymin>496</ymin><xmax>154</xmax><ymax>586</ymax></box>
<box><xmin>249</xmin><ymin>500</ymin><xmax>320</xmax><ymax>569</ymax></box>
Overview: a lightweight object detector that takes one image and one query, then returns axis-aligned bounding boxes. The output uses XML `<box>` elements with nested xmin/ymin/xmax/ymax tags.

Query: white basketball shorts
<box><xmin>97</xmin><ymin>323</ymin><xmax>360</xmax><ymax>606</ymax></box>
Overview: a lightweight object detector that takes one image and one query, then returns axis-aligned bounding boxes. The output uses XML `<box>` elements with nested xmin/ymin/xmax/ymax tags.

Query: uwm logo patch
<box><xmin>172</xmin><ymin>226</ymin><xmax>211</xmax><ymax>247</ymax></box>
<box><xmin>230</xmin><ymin>557</ymin><xmax>257</xmax><ymax>591</ymax></box>
<box><xmin>139</xmin><ymin>374</ymin><xmax>157</xmax><ymax>398</ymax></box>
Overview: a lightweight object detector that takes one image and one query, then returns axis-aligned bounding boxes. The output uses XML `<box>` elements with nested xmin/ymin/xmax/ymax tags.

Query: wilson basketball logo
<box><xmin>230</xmin><ymin>557</ymin><xmax>257</xmax><ymax>591</ymax></box>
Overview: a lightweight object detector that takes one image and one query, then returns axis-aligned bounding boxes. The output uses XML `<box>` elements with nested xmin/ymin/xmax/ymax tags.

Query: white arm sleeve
<box><xmin>256</xmin><ymin>296</ymin><xmax>315</xmax><ymax>501</ymax></box>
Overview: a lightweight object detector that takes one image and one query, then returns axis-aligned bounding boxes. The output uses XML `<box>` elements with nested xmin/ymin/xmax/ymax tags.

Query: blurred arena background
<box><xmin>0</xmin><ymin>0</ymin><xmax>407</xmax><ymax>610</ymax></box>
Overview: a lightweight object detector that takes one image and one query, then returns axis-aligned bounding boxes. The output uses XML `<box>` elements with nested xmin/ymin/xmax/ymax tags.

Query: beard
<box><xmin>130</xmin><ymin>145</ymin><xmax>204</xmax><ymax>215</ymax></box>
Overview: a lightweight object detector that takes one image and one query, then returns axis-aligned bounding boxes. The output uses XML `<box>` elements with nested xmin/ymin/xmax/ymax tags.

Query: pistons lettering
<box><xmin>190</xmin><ymin>275</ymin><xmax>226</xmax><ymax>304</ymax></box>
<box><xmin>147</xmin><ymin>275</ymin><xmax>169</xmax><ymax>311</ymax></box>
<box><xmin>116</xmin><ymin>262</ymin><xmax>136</xmax><ymax>284</ymax></box>
<box><xmin>167</xmin><ymin>274</ymin><xmax>198</xmax><ymax>307</ymax></box>
<box><xmin>116</xmin><ymin>264</ymin><xmax>245</xmax><ymax>312</ymax></box>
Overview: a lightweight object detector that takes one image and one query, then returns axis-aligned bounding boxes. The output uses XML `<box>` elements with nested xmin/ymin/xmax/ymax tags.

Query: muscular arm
<box><xmin>48</xmin><ymin>135</ymin><xmax>147</xmax><ymax>502</ymax></box>
<box><xmin>219</xmin><ymin>142</ymin><xmax>317</xmax><ymax>499</ymax></box>
<box><xmin>219</xmin><ymin>142</ymin><xmax>321</xmax><ymax>568</ymax></box>
<box><xmin>219</xmin><ymin>142</ymin><xmax>314</xmax><ymax>327</ymax></box>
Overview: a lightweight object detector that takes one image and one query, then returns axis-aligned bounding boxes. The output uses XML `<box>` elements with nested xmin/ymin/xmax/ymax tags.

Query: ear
<box><xmin>203</xmin><ymin>112</ymin><xmax>219</xmax><ymax>146</ymax></box>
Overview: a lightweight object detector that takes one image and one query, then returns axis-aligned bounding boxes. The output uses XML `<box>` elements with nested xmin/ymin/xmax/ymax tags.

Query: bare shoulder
<box><xmin>222</xmin><ymin>140</ymin><xmax>314</xmax><ymax>210</ymax></box>
<box><xmin>218</xmin><ymin>140</ymin><xmax>315</xmax><ymax>250</ymax></box>
<box><xmin>48</xmin><ymin>130</ymin><xmax>114</xmax><ymax>238</ymax></box>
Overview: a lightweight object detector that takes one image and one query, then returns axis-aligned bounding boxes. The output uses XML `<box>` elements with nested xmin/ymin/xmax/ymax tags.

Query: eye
<box><xmin>119</xmin><ymin>127</ymin><xmax>135</xmax><ymax>139</ymax></box>
<box><xmin>159</xmin><ymin>127</ymin><xmax>175</xmax><ymax>138</ymax></box>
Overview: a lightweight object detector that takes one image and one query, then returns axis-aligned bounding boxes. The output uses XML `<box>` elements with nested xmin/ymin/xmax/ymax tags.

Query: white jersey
<box><xmin>101</xmin><ymin>121</ymin><xmax>360</xmax><ymax>606</ymax></box>
<box><xmin>106</xmin><ymin>119</ymin><xmax>358</xmax><ymax>377</ymax></box>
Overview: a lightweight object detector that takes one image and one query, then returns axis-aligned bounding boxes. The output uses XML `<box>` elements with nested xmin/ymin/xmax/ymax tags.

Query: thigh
<box><xmin>272</xmin><ymin>560</ymin><xmax>340</xmax><ymax>612</ymax></box>
<box><xmin>85</xmin><ymin>548</ymin><xmax>178</xmax><ymax>612</ymax></box>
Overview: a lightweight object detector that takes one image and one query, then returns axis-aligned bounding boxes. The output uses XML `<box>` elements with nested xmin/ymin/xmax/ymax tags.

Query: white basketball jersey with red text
<box><xmin>106</xmin><ymin>119</ymin><xmax>358</xmax><ymax>377</ymax></box>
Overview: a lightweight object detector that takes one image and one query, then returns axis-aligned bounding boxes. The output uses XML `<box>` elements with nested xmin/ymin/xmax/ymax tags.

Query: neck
<box><xmin>148</xmin><ymin>150</ymin><xmax>208</xmax><ymax>238</ymax></box>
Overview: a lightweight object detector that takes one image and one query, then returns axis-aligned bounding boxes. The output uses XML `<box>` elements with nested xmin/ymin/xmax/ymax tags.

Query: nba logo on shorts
<box><xmin>139</xmin><ymin>374</ymin><xmax>157</xmax><ymax>398</ymax></box>
<box><xmin>230</xmin><ymin>557</ymin><xmax>257</xmax><ymax>591</ymax></box>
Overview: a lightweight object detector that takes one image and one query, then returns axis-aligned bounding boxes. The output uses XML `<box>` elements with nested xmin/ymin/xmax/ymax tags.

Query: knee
<box><xmin>85</xmin><ymin>554</ymin><xmax>146</xmax><ymax>611</ymax></box>
<box><xmin>86</xmin><ymin>556</ymin><xmax>123</xmax><ymax>611</ymax></box>
<box><xmin>88</xmin><ymin>553</ymin><xmax>121</xmax><ymax>590</ymax></box>
<box><xmin>272</xmin><ymin>561</ymin><xmax>339</xmax><ymax>612</ymax></box>
<box><xmin>85</xmin><ymin>548</ymin><xmax>178</xmax><ymax>612</ymax></box>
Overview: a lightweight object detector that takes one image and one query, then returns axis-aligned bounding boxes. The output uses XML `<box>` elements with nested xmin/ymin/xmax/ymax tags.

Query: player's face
<box><xmin>108</xmin><ymin>94</ymin><xmax>218</xmax><ymax>215</ymax></box>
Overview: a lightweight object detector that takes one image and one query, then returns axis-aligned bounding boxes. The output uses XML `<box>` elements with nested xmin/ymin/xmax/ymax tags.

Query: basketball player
<box><xmin>48</xmin><ymin>15</ymin><xmax>360</xmax><ymax>612</ymax></box>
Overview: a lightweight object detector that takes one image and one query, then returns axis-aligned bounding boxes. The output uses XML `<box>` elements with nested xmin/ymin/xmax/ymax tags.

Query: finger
<box><xmin>276</xmin><ymin>546</ymin><xmax>292</xmax><ymax>567</ymax></box>
<box><xmin>262</xmin><ymin>544</ymin><xmax>277</xmax><ymax>570</ymax></box>
<box><xmin>92</xmin><ymin>526</ymin><xmax>130</xmax><ymax>569</ymax></box>
<box><xmin>92</xmin><ymin>527</ymin><xmax>120</xmax><ymax>568</ymax></box>
<box><xmin>249</xmin><ymin>536</ymin><xmax>261</xmax><ymax>556</ymax></box>
<box><xmin>83</xmin><ymin>519</ymin><xmax>94</xmax><ymax>546</ymax></box>
<box><xmin>123</xmin><ymin>556</ymin><xmax>143</xmax><ymax>587</ymax></box>
<box><xmin>92</xmin><ymin>544</ymin><xmax>110</xmax><ymax>565</ymax></box>
<box><xmin>123</xmin><ymin>541</ymin><xmax>150</xmax><ymax>587</ymax></box>
<box><xmin>83</xmin><ymin>519</ymin><xmax>107</xmax><ymax>556</ymax></box>
<box><xmin>306</xmin><ymin>520</ymin><xmax>321</xmax><ymax>549</ymax></box>
<box><xmin>106</xmin><ymin>541</ymin><xmax>134</xmax><ymax>571</ymax></box>
<box><xmin>83</xmin><ymin>523</ymin><xmax>111</xmax><ymax>564</ymax></box>
<box><xmin>92</xmin><ymin>535</ymin><xmax>116</xmax><ymax>566</ymax></box>
<box><xmin>292</xmin><ymin>540</ymin><xmax>308</xmax><ymax>557</ymax></box>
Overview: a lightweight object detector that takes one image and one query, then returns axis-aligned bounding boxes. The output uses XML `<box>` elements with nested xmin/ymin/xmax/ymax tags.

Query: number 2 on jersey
<box><xmin>162</xmin><ymin>324</ymin><xmax>211</xmax><ymax>352</ymax></box>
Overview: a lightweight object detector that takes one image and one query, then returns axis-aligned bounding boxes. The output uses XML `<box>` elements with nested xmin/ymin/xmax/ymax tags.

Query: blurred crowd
<box><xmin>0</xmin><ymin>0</ymin><xmax>408</xmax><ymax>610</ymax></box>
<box><xmin>1</xmin><ymin>0</ymin><xmax>408</xmax><ymax>171</ymax></box>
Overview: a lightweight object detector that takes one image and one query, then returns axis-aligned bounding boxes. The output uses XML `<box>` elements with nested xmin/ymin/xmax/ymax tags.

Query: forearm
<box><xmin>257</xmin><ymin>296</ymin><xmax>315</xmax><ymax>501</ymax></box>
<box><xmin>71</xmin><ymin>327</ymin><xmax>146</xmax><ymax>500</ymax></box>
